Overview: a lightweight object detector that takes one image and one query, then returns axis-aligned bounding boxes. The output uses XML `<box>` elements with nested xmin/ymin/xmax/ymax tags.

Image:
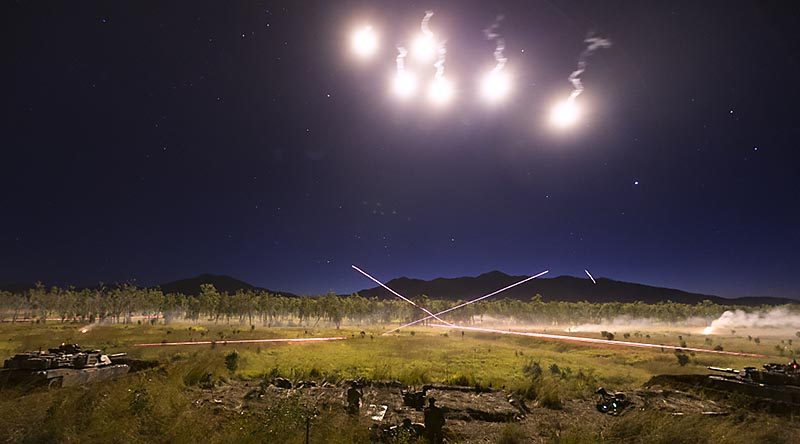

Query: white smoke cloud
<box><xmin>708</xmin><ymin>308</ymin><xmax>800</xmax><ymax>331</ymax></box>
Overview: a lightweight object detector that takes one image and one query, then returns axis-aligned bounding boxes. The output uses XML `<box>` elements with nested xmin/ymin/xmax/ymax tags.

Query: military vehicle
<box><xmin>706</xmin><ymin>359</ymin><xmax>800</xmax><ymax>405</ymax></box>
<box><xmin>0</xmin><ymin>343</ymin><xmax>130</xmax><ymax>389</ymax></box>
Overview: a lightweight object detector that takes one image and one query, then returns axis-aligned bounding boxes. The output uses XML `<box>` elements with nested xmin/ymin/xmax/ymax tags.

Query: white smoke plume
<box><xmin>484</xmin><ymin>15</ymin><xmax>507</xmax><ymax>73</ymax></box>
<box><xmin>566</xmin><ymin>315</ymin><xmax>708</xmax><ymax>333</ymax></box>
<box><xmin>567</xmin><ymin>35</ymin><xmax>612</xmax><ymax>102</ymax></box>
<box><xmin>707</xmin><ymin>308</ymin><xmax>800</xmax><ymax>332</ymax></box>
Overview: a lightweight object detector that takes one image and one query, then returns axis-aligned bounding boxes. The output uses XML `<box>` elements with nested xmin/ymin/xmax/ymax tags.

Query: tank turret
<box><xmin>0</xmin><ymin>343</ymin><xmax>129</xmax><ymax>389</ymax></box>
<box><xmin>705</xmin><ymin>359</ymin><xmax>800</xmax><ymax>406</ymax></box>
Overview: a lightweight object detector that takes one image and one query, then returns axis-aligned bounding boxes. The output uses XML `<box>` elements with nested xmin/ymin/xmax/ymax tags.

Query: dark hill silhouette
<box><xmin>0</xmin><ymin>272</ymin><xmax>794</xmax><ymax>304</ymax></box>
<box><xmin>356</xmin><ymin>271</ymin><xmax>794</xmax><ymax>305</ymax></box>
<box><xmin>157</xmin><ymin>273</ymin><xmax>298</xmax><ymax>297</ymax></box>
<box><xmin>158</xmin><ymin>273</ymin><xmax>256</xmax><ymax>296</ymax></box>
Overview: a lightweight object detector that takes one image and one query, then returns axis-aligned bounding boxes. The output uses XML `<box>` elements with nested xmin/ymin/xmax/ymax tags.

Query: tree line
<box><xmin>0</xmin><ymin>283</ymin><xmax>795</xmax><ymax>328</ymax></box>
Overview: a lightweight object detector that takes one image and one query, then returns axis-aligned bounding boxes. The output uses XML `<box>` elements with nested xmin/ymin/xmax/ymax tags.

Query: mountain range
<box><xmin>0</xmin><ymin>272</ymin><xmax>795</xmax><ymax>305</ymax></box>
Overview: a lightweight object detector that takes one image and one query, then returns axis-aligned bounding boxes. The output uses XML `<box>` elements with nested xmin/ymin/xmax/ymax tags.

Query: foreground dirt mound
<box><xmin>426</xmin><ymin>387</ymin><xmax>522</xmax><ymax>422</ymax></box>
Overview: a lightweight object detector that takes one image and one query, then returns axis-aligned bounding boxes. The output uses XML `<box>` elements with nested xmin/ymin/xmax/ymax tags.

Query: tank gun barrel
<box><xmin>708</xmin><ymin>366</ymin><xmax>739</xmax><ymax>374</ymax></box>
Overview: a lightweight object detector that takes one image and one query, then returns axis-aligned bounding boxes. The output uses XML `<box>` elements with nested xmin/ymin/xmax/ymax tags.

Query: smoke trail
<box><xmin>433</xmin><ymin>43</ymin><xmax>447</xmax><ymax>79</ymax></box>
<box><xmin>396</xmin><ymin>45</ymin><xmax>408</xmax><ymax>74</ymax></box>
<box><xmin>584</xmin><ymin>269</ymin><xmax>596</xmax><ymax>284</ymax></box>
<box><xmin>567</xmin><ymin>35</ymin><xmax>612</xmax><ymax>102</ymax></box>
<box><xmin>484</xmin><ymin>15</ymin><xmax>507</xmax><ymax>73</ymax></box>
<box><xmin>420</xmin><ymin>10</ymin><xmax>434</xmax><ymax>37</ymax></box>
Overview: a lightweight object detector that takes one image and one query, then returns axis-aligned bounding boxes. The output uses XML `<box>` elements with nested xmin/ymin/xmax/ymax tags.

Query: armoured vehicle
<box><xmin>0</xmin><ymin>343</ymin><xmax>129</xmax><ymax>389</ymax></box>
<box><xmin>706</xmin><ymin>359</ymin><xmax>800</xmax><ymax>405</ymax></box>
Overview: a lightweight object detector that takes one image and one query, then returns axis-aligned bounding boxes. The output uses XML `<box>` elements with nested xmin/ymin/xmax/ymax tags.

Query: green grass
<box><xmin>0</xmin><ymin>322</ymin><xmax>797</xmax><ymax>443</ymax></box>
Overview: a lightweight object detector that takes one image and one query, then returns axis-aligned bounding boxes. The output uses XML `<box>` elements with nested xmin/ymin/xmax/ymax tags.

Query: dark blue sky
<box><xmin>2</xmin><ymin>1</ymin><xmax>799</xmax><ymax>298</ymax></box>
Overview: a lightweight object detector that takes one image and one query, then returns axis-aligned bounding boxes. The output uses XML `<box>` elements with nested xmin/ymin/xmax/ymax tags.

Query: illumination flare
<box><xmin>351</xmin><ymin>25</ymin><xmax>378</xmax><ymax>58</ymax></box>
<box><xmin>393</xmin><ymin>46</ymin><xmax>417</xmax><ymax>98</ymax></box>
<box><xmin>412</xmin><ymin>11</ymin><xmax>437</xmax><ymax>62</ymax></box>
<box><xmin>428</xmin><ymin>43</ymin><xmax>453</xmax><ymax>104</ymax></box>
<box><xmin>481</xmin><ymin>15</ymin><xmax>510</xmax><ymax>102</ymax></box>
<box><xmin>551</xmin><ymin>35</ymin><xmax>610</xmax><ymax>127</ymax></box>
<box><xmin>584</xmin><ymin>269</ymin><xmax>597</xmax><ymax>284</ymax></box>
<box><xmin>383</xmin><ymin>270</ymin><xmax>550</xmax><ymax>335</ymax></box>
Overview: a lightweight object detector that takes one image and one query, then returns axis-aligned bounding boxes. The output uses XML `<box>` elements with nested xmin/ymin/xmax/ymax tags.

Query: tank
<box><xmin>0</xmin><ymin>343</ymin><xmax>129</xmax><ymax>389</ymax></box>
<box><xmin>706</xmin><ymin>359</ymin><xmax>800</xmax><ymax>405</ymax></box>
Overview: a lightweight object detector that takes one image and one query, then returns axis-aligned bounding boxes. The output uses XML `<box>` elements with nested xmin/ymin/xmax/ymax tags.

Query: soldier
<box><xmin>423</xmin><ymin>397</ymin><xmax>445</xmax><ymax>444</ymax></box>
<box><xmin>346</xmin><ymin>383</ymin><xmax>362</xmax><ymax>415</ymax></box>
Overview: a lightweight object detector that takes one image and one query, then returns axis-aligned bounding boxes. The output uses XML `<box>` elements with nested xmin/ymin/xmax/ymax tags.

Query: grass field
<box><xmin>1</xmin><ymin>321</ymin><xmax>798</xmax><ymax>443</ymax></box>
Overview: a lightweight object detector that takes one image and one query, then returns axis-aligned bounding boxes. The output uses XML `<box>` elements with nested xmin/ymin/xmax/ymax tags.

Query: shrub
<box><xmin>522</xmin><ymin>360</ymin><xmax>542</xmax><ymax>380</ymax></box>
<box><xmin>225</xmin><ymin>350</ymin><xmax>239</xmax><ymax>372</ymax></box>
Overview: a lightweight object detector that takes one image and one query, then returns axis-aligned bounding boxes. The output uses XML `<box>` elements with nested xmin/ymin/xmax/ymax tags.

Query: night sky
<box><xmin>3</xmin><ymin>1</ymin><xmax>799</xmax><ymax>298</ymax></box>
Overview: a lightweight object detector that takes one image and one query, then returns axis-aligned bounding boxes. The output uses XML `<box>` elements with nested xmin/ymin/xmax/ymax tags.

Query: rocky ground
<box><xmin>188</xmin><ymin>377</ymin><xmax>747</xmax><ymax>443</ymax></box>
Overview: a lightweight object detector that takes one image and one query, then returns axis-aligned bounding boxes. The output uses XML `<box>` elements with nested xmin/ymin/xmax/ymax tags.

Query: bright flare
<box><xmin>550</xmin><ymin>100</ymin><xmax>580</xmax><ymax>127</ymax></box>
<box><xmin>481</xmin><ymin>70</ymin><xmax>511</xmax><ymax>103</ymax></box>
<box><xmin>428</xmin><ymin>77</ymin><xmax>454</xmax><ymax>105</ymax></box>
<box><xmin>703</xmin><ymin>326</ymin><xmax>714</xmax><ymax>335</ymax></box>
<box><xmin>351</xmin><ymin>26</ymin><xmax>377</xmax><ymax>58</ymax></box>
<box><xmin>411</xmin><ymin>34</ymin><xmax>437</xmax><ymax>62</ymax></box>
<box><xmin>392</xmin><ymin>71</ymin><xmax>417</xmax><ymax>99</ymax></box>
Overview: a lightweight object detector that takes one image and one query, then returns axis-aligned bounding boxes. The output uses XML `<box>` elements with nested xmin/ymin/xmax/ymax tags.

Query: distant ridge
<box><xmin>157</xmin><ymin>273</ymin><xmax>298</xmax><ymax>297</ymax></box>
<box><xmin>356</xmin><ymin>271</ymin><xmax>795</xmax><ymax>306</ymax></box>
<box><xmin>0</xmin><ymin>272</ymin><xmax>795</xmax><ymax>304</ymax></box>
<box><xmin>158</xmin><ymin>273</ymin><xmax>256</xmax><ymax>296</ymax></box>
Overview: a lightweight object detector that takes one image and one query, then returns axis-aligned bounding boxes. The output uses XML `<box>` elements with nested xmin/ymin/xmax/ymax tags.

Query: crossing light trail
<box><xmin>430</xmin><ymin>324</ymin><xmax>767</xmax><ymax>358</ymax></box>
<box><xmin>352</xmin><ymin>265</ymin><xmax>453</xmax><ymax>326</ymax></box>
<box><xmin>584</xmin><ymin>269</ymin><xmax>597</xmax><ymax>284</ymax></box>
<box><xmin>133</xmin><ymin>336</ymin><xmax>347</xmax><ymax>347</ymax></box>
<box><xmin>383</xmin><ymin>270</ymin><xmax>549</xmax><ymax>335</ymax></box>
